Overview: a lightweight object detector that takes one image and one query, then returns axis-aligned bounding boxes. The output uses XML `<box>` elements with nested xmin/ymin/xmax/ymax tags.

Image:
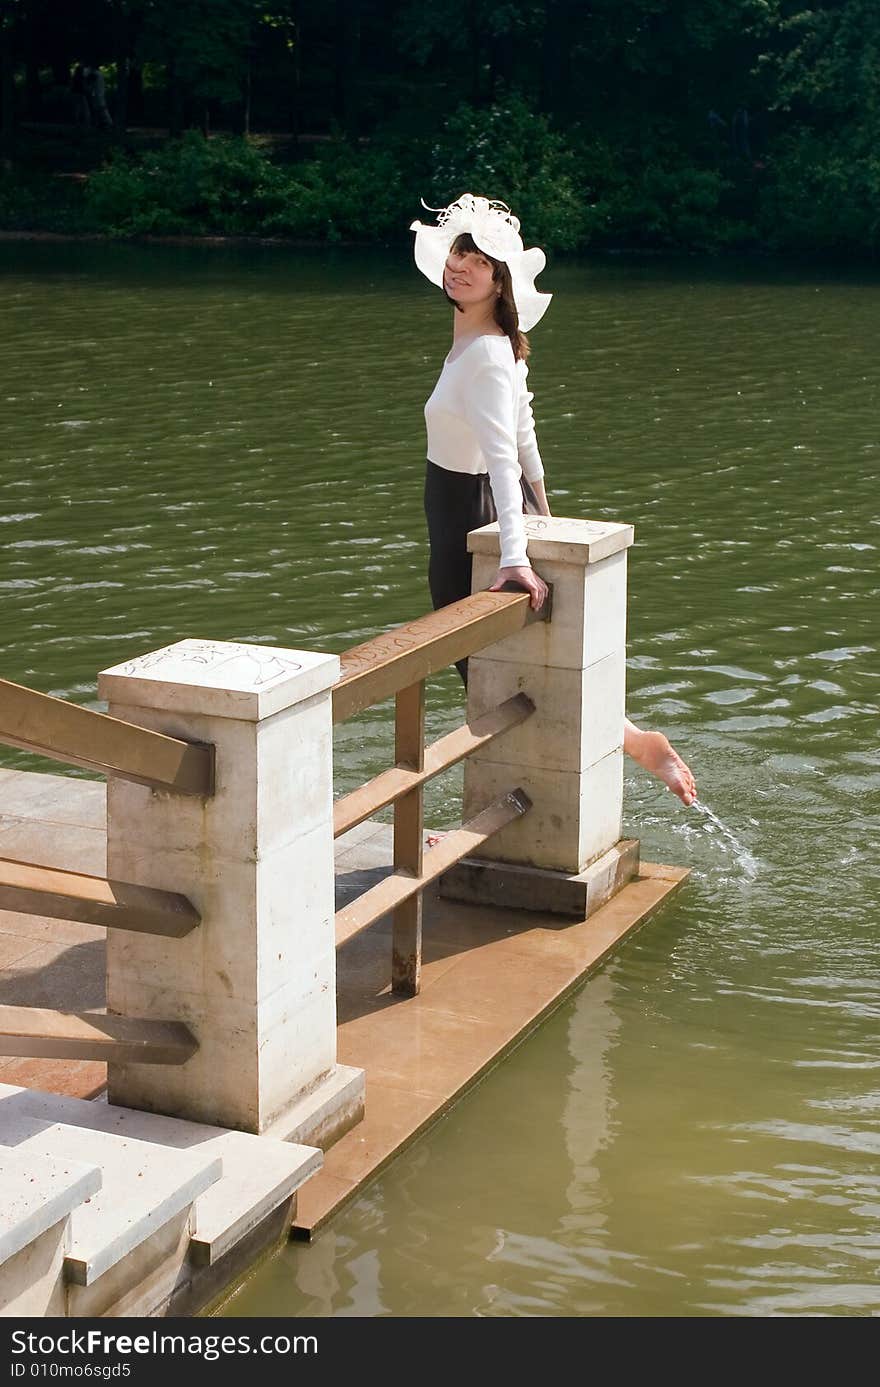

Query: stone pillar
<box><xmin>442</xmin><ymin>517</ymin><xmax>636</xmax><ymax>916</ymax></box>
<box><xmin>98</xmin><ymin>639</ymin><xmax>363</xmax><ymax>1143</ymax></box>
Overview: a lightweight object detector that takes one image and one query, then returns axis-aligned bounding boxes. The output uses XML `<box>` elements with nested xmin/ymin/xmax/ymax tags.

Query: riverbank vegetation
<box><xmin>1</xmin><ymin>1</ymin><xmax>877</xmax><ymax>256</ymax></box>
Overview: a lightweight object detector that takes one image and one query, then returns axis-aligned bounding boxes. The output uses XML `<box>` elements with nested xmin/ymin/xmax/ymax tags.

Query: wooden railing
<box><xmin>0</xmin><ymin>579</ymin><xmax>550</xmax><ymax>1059</ymax></box>
<box><xmin>0</xmin><ymin>675</ymin><xmax>209</xmax><ymax>1065</ymax></box>
<box><xmin>332</xmin><ymin>584</ymin><xmax>551</xmax><ymax>995</ymax></box>
<box><xmin>0</xmin><ymin>676</ymin><xmax>214</xmax><ymax>795</ymax></box>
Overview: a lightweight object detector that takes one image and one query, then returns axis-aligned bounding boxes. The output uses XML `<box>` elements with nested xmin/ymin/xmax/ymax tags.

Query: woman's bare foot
<box><xmin>623</xmin><ymin>721</ymin><xmax>697</xmax><ymax>806</ymax></box>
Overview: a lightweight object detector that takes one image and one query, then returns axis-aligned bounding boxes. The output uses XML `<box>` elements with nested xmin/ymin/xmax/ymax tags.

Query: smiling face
<box><xmin>443</xmin><ymin>235</ymin><xmax>499</xmax><ymax>308</ymax></box>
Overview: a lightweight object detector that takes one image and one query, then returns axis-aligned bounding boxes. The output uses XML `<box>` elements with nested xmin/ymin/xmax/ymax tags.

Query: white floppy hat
<box><xmin>410</xmin><ymin>193</ymin><xmax>552</xmax><ymax>332</ymax></box>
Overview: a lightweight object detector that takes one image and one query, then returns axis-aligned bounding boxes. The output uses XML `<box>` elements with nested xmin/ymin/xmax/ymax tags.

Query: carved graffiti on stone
<box><xmin>118</xmin><ymin>640</ymin><xmax>304</xmax><ymax>689</ymax></box>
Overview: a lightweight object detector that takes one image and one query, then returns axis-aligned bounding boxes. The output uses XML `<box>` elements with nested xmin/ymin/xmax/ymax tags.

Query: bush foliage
<box><xmin>3</xmin><ymin>2</ymin><xmax>880</xmax><ymax>257</ymax></box>
<box><xmin>74</xmin><ymin>105</ymin><xmax>759</xmax><ymax>252</ymax></box>
<box><xmin>79</xmin><ymin>130</ymin><xmax>409</xmax><ymax>240</ymax></box>
<box><xmin>1</xmin><ymin>79</ymin><xmax>875</xmax><ymax>258</ymax></box>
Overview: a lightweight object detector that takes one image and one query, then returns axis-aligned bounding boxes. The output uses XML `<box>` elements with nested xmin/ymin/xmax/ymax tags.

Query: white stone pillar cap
<box><xmin>99</xmin><ymin>639</ymin><xmax>340</xmax><ymax>720</ymax></box>
<box><xmin>468</xmin><ymin>516</ymin><xmax>633</xmax><ymax>565</ymax></box>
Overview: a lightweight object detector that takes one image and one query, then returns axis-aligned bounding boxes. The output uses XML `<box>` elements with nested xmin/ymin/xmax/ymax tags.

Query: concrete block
<box><xmin>103</xmin><ymin>638</ymin><xmax>348</xmax><ymax>1138</ymax></box>
<box><xmin>105</xmin><ymin>850</ymin><xmax>259</xmax><ymax>1006</ymax></box>
<box><xmin>66</xmin><ymin>1208</ymin><xmax>192</xmax><ymax>1318</ymax></box>
<box><xmin>189</xmin><ymin>1134</ymin><xmax>321</xmax><ymax>1267</ymax></box>
<box><xmin>262</xmin><ymin>1063</ymin><xmax>366</xmax><ymax>1151</ymax></box>
<box><xmin>99</xmin><ymin>639</ymin><xmax>339</xmax><ymax>721</ymax></box>
<box><xmin>471</xmin><ymin>550</ymin><xmax>628</xmax><ymax>671</ymax></box>
<box><xmin>105</xmin><ymin>982</ymin><xmax>261</xmax><ymax>1129</ymax></box>
<box><xmin>0</xmin><ymin>1221</ymin><xmax>68</xmax><ymax>1317</ymax></box>
<box><xmin>0</xmin><ymin>1084</ymin><xmax>323</xmax><ymax>1313</ymax></box>
<box><xmin>0</xmin><ymin>1083</ymin><xmax>221</xmax><ymax>1286</ymax></box>
<box><xmin>0</xmin><ymin>1149</ymin><xmax>101</xmax><ymax>1265</ymax></box>
<box><xmin>105</xmin><ymin>972</ymin><xmax>339</xmax><ymax>1132</ymax></box>
<box><xmin>463</xmin><ymin>748</ymin><xmax>624</xmax><ymax>874</ymax></box>
<box><xmin>468</xmin><ymin>515</ymin><xmax>633</xmax><ymax>566</ymax></box>
<box><xmin>255</xmin><ymin>824</ymin><xmax>336</xmax><ymax>997</ymax></box>
<box><xmin>105</xmin><ymin>823</ymin><xmax>335</xmax><ymax>1017</ymax></box>
<box><xmin>465</xmin><ymin>514</ymin><xmax>630</xmax><ymax>876</ymax></box>
<box><xmin>440</xmin><ymin>838</ymin><xmax>640</xmax><ymax>917</ymax></box>
<box><xmin>105</xmin><ymin>694</ymin><xmax>333</xmax><ymax>864</ymax></box>
<box><xmin>466</xmin><ymin>650</ymin><xmax>625</xmax><ymax>773</ymax></box>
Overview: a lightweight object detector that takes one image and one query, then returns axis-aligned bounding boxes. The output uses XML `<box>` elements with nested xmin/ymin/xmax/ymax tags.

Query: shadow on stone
<box><xmin>334</xmin><ymin>864</ymin><xmax>393</xmax><ymax>910</ymax></box>
<box><xmin>0</xmin><ymin>939</ymin><xmax>106</xmax><ymax>1010</ymax></box>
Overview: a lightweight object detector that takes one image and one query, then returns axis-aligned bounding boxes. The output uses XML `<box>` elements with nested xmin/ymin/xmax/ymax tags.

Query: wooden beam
<box><xmin>0</xmin><ymin>1006</ymin><xmax>198</xmax><ymax>1065</ymax></box>
<box><xmin>336</xmin><ymin>788</ymin><xmax>531</xmax><ymax>949</ymax></box>
<box><xmin>0</xmin><ymin>677</ymin><xmax>214</xmax><ymax>796</ymax></box>
<box><xmin>332</xmin><ymin>585</ymin><xmax>551</xmax><ymax>724</ymax></box>
<box><xmin>334</xmin><ymin>693</ymin><xmax>535</xmax><ymax>838</ymax></box>
<box><xmin>391</xmin><ymin>681</ymin><xmax>425</xmax><ymax>997</ymax></box>
<box><xmin>0</xmin><ymin>857</ymin><xmax>200</xmax><ymax>937</ymax></box>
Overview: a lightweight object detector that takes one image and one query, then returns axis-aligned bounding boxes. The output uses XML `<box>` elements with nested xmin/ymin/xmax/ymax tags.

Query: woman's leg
<box><xmin>424</xmin><ymin>464</ymin><xmax>495</xmax><ymax>685</ymax></box>
<box><xmin>623</xmin><ymin>717</ymin><xmax>697</xmax><ymax>805</ymax></box>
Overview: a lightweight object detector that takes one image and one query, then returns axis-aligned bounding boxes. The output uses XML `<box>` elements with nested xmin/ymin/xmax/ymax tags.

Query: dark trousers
<box><xmin>424</xmin><ymin>460</ymin><xmax>541</xmax><ymax>684</ymax></box>
<box><xmin>424</xmin><ymin>461</ymin><xmax>498</xmax><ymax>686</ymax></box>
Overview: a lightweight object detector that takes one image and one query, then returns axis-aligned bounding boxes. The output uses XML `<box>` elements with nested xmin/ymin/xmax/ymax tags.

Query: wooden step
<box><xmin>0</xmin><ymin>1005</ymin><xmax>198</xmax><ymax>1065</ymax></box>
<box><xmin>0</xmin><ymin>855</ymin><xmax>200</xmax><ymax>937</ymax></box>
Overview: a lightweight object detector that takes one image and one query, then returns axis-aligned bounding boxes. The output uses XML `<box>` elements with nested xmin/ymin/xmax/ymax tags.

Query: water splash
<box><xmin>691</xmin><ymin>799</ymin><xmax>760</xmax><ymax>879</ymax></box>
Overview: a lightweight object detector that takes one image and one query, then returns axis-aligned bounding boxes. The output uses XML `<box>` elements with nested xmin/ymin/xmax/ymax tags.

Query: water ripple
<box><xmin>3</xmin><ymin>243</ymin><xmax>878</xmax><ymax>1318</ymax></box>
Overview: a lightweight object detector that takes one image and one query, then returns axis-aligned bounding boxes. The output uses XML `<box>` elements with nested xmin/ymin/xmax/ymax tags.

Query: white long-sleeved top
<box><xmin>424</xmin><ymin>334</ymin><xmax>544</xmax><ymax>570</ymax></box>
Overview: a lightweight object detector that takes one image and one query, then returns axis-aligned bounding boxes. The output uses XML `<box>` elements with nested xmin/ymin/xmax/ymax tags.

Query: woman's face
<box><xmin>443</xmin><ymin>246</ymin><xmax>497</xmax><ymax>307</ymax></box>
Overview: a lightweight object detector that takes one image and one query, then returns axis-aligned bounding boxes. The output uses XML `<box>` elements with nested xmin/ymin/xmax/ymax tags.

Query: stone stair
<box><xmin>0</xmin><ymin>1083</ymin><xmax>321</xmax><ymax>1317</ymax></box>
<box><xmin>0</xmin><ymin>1148</ymin><xmax>102</xmax><ymax>1316</ymax></box>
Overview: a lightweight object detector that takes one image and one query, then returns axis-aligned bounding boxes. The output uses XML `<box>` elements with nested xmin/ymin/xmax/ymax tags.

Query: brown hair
<box><xmin>445</xmin><ymin>232</ymin><xmax>530</xmax><ymax>362</ymax></box>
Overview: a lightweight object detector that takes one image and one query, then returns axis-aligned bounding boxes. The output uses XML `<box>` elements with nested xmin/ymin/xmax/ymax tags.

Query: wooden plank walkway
<box><xmin>0</xmin><ymin>770</ymin><xmax>688</xmax><ymax>1239</ymax></box>
<box><xmin>0</xmin><ymin>770</ymin><xmax>108</xmax><ymax>1099</ymax></box>
<box><xmin>300</xmin><ymin>823</ymin><xmax>688</xmax><ymax>1237</ymax></box>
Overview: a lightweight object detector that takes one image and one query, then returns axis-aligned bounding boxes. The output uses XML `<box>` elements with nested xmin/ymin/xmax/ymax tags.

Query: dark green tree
<box><xmin>756</xmin><ymin>0</ymin><xmax>880</xmax><ymax>250</ymax></box>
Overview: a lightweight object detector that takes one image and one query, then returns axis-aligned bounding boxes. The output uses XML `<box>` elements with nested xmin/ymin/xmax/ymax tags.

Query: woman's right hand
<box><xmin>489</xmin><ymin>565</ymin><xmax>548</xmax><ymax>611</ymax></box>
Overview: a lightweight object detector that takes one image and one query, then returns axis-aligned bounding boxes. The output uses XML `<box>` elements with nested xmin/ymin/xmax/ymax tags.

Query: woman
<box><xmin>411</xmin><ymin>194</ymin><xmax>696</xmax><ymax>806</ymax></box>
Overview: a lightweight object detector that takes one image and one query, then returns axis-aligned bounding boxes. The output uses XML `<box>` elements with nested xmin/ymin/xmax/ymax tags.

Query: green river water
<box><xmin>1</xmin><ymin>242</ymin><xmax>878</xmax><ymax>1317</ymax></box>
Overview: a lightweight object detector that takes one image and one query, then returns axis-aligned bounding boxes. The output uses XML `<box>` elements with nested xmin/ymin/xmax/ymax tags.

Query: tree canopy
<box><xmin>1</xmin><ymin>2</ymin><xmax>877</xmax><ymax>255</ymax></box>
